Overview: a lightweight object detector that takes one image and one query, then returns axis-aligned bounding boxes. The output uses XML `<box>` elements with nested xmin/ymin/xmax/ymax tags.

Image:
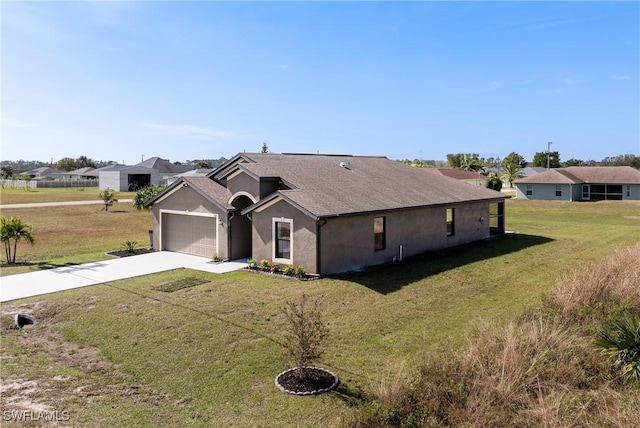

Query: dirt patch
<box><xmin>152</xmin><ymin>277</ymin><xmax>209</xmax><ymax>293</ymax></box>
<box><xmin>0</xmin><ymin>299</ymin><xmax>181</xmax><ymax>423</ymax></box>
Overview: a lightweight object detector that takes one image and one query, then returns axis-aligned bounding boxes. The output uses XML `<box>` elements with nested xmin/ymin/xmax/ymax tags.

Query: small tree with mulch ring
<box><xmin>277</xmin><ymin>293</ymin><xmax>337</xmax><ymax>394</ymax></box>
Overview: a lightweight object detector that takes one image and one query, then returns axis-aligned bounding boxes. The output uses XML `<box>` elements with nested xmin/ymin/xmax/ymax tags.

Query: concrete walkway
<box><xmin>0</xmin><ymin>199</ymin><xmax>133</xmax><ymax>210</ymax></box>
<box><xmin>0</xmin><ymin>252</ymin><xmax>248</xmax><ymax>302</ymax></box>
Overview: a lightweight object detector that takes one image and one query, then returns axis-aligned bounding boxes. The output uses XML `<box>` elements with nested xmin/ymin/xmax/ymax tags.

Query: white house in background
<box><xmin>98</xmin><ymin>165</ymin><xmax>159</xmax><ymax>191</ymax></box>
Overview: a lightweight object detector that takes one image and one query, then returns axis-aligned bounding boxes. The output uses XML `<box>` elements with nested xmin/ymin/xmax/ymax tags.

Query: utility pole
<box><xmin>547</xmin><ymin>141</ymin><xmax>552</xmax><ymax>170</ymax></box>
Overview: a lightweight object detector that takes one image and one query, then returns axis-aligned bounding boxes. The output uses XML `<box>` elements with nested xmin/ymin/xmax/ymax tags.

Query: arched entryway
<box><xmin>229</xmin><ymin>195</ymin><xmax>253</xmax><ymax>260</ymax></box>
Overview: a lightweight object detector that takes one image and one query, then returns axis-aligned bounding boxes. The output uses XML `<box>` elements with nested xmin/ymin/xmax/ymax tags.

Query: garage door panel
<box><xmin>162</xmin><ymin>213</ymin><xmax>217</xmax><ymax>257</ymax></box>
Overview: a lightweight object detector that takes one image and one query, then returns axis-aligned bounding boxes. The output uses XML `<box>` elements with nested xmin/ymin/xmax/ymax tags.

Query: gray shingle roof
<box><xmin>232</xmin><ymin>153</ymin><xmax>505</xmax><ymax>218</ymax></box>
<box><xmin>181</xmin><ymin>177</ymin><xmax>234</xmax><ymax>210</ymax></box>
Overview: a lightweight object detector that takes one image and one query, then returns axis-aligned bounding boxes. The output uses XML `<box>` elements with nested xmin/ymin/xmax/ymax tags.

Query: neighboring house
<box><xmin>136</xmin><ymin>157</ymin><xmax>193</xmax><ymax>185</ymax></box>
<box><xmin>424</xmin><ymin>168</ymin><xmax>490</xmax><ymax>187</ymax></box>
<box><xmin>67</xmin><ymin>167</ymin><xmax>99</xmax><ymax>179</ymax></box>
<box><xmin>25</xmin><ymin>167</ymin><xmax>67</xmax><ymax>180</ymax></box>
<box><xmin>166</xmin><ymin>168</ymin><xmax>214</xmax><ymax>186</ymax></box>
<box><xmin>98</xmin><ymin>165</ymin><xmax>159</xmax><ymax>191</ymax></box>
<box><xmin>514</xmin><ymin>166</ymin><xmax>640</xmax><ymax>201</ymax></box>
<box><xmin>146</xmin><ymin>153</ymin><xmax>507</xmax><ymax>276</ymax></box>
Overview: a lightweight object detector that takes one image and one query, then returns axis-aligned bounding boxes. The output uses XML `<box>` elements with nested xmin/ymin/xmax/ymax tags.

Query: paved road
<box><xmin>0</xmin><ymin>252</ymin><xmax>247</xmax><ymax>302</ymax></box>
<box><xmin>0</xmin><ymin>199</ymin><xmax>133</xmax><ymax>210</ymax></box>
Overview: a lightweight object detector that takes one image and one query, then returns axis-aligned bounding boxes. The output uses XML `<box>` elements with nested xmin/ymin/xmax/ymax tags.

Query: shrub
<box><xmin>133</xmin><ymin>185</ymin><xmax>165</xmax><ymax>211</ymax></box>
<box><xmin>270</xmin><ymin>264</ymin><xmax>280</xmax><ymax>273</ymax></box>
<box><xmin>259</xmin><ymin>259</ymin><xmax>271</xmax><ymax>270</ymax></box>
<box><xmin>293</xmin><ymin>265</ymin><xmax>306</xmax><ymax>278</ymax></box>
<box><xmin>595</xmin><ymin>316</ymin><xmax>640</xmax><ymax>383</ymax></box>
<box><xmin>247</xmin><ymin>258</ymin><xmax>256</xmax><ymax>268</ymax></box>
<box><xmin>212</xmin><ymin>253</ymin><xmax>223</xmax><ymax>262</ymax></box>
<box><xmin>282</xmin><ymin>265</ymin><xmax>295</xmax><ymax>276</ymax></box>
<box><xmin>122</xmin><ymin>240</ymin><xmax>137</xmax><ymax>253</ymax></box>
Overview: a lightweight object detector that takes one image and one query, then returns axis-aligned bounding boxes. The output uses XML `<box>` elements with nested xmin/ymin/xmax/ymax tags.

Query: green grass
<box><xmin>0</xmin><ymin>186</ymin><xmax>136</xmax><ymax>204</ymax></box>
<box><xmin>1</xmin><ymin>200</ymin><xmax>639</xmax><ymax>426</ymax></box>
<box><xmin>0</xmin><ymin>204</ymin><xmax>152</xmax><ymax>275</ymax></box>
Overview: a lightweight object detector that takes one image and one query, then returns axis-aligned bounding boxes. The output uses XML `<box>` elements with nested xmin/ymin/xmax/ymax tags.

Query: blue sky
<box><xmin>2</xmin><ymin>1</ymin><xmax>638</xmax><ymax>165</ymax></box>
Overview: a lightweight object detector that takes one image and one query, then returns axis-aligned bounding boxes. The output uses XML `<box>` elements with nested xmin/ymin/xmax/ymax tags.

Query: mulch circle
<box><xmin>275</xmin><ymin>367</ymin><xmax>339</xmax><ymax>395</ymax></box>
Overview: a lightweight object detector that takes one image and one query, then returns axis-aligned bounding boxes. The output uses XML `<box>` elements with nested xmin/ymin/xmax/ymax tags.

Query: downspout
<box><xmin>316</xmin><ymin>219</ymin><xmax>327</xmax><ymax>276</ymax></box>
<box><xmin>227</xmin><ymin>211</ymin><xmax>235</xmax><ymax>260</ymax></box>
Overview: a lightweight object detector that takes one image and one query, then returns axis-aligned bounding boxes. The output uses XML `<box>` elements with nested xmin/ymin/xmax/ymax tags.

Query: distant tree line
<box><xmin>0</xmin><ymin>155</ymin><xmax>230</xmax><ymax>174</ymax></box>
<box><xmin>398</xmin><ymin>152</ymin><xmax>640</xmax><ymax>190</ymax></box>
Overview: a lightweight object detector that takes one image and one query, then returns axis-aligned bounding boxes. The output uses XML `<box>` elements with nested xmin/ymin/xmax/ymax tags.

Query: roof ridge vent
<box><xmin>339</xmin><ymin>161</ymin><xmax>351</xmax><ymax>170</ymax></box>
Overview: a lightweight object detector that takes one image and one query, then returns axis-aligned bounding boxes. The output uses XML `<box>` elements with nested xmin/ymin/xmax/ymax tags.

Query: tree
<box><xmin>195</xmin><ymin>160</ymin><xmax>213</xmax><ymax>169</ymax></box>
<box><xmin>99</xmin><ymin>188</ymin><xmax>118</xmax><ymax>211</ymax></box>
<box><xmin>447</xmin><ymin>153</ymin><xmax>484</xmax><ymax>172</ymax></box>
<box><xmin>561</xmin><ymin>158</ymin><xmax>584</xmax><ymax>167</ymax></box>
<box><xmin>261</xmin><ymin>142</ymin><xmax>269</xmax><ymax>153</ymax></box>
<box><xmin>133</xmin><ymin>185</ymin><xmax>165</xmax><ymax>211</ymax></box>
<box><xmin>75</xmin><ymin>155</ymin><xmax>96</xmax><ymax>168</ymax></box>
<box><xmin>500</xmin><ymin>159</ymin><xmax>525</xmax><ymax>188</ymax></box>
<box><xmin>532</xmin><ymin>151</ymin><xmax>560</xmax><ymax>168</ymax></box>
<box><xmin>0</xmin><ymin>165</ymin><xmax>14</xmax><ymax>179</ymax></box>
<box><xmin>487</xmin><ymin>172</ymin><xmax>503</xmax><ymax>191</ymax></box>
<box><xmin>56</xmin><ymin>157</ymin><xmax>76</xmax><ymax>171</ymax></box>
<box><xmin>281</xmin><ymin>293</ymin><xmax>328</xmax><ymax>380</ymax></box>
<box><xmin>1</xmin><ymin>215</ymin><xmax>35</xmax><ymax>264</ymax></box>
<box><xmin>502</xmin><ymin>152</ymin><xmax>527</xmax><ymax>169</ymax></box>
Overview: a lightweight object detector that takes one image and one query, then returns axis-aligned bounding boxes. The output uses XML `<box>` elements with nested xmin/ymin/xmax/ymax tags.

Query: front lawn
<box><xmin>1</xmin><ymin>200</ymin><xmax>639</xmax><ymax>426</ymax></box>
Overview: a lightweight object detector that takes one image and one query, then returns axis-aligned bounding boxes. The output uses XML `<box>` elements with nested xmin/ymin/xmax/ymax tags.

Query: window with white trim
<box><xmin>526</xmin><ymin>185</ymin><xmax>533</xmax><ymax>196</ymax></box>
<box><xmin>555</xmin><ymin>185</ymin><xmax>562</xmax><ymax>197</ymax></box>
<box><xmin>273</xmin><ymin>218</ymin><xmax>293</xmax><ymax>263</ymax></box>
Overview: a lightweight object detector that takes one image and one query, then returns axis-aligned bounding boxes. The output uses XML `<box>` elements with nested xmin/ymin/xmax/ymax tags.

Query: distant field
<box><xmin>0</xmin><ymin>203</ymin><xmax>152</xmax><ymax>275</ymax></box>
<box><xmin>0</xmin><ymin>200</ymin><xmax>638</xmax><ymax>426</ymax></box>
<box><xmin>0</xmin><ymin>187</ymin><xmax>137</xmax><ymax>204</ymax></box>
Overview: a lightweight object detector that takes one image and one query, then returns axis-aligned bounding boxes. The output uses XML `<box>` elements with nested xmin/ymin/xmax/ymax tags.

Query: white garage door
<box><xmin>162</xmin><ymin>212</ymin><xmax>217</xmax><ymax>258</ymax></box>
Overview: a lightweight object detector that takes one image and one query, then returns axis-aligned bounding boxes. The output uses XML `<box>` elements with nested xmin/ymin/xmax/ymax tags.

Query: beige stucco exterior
<box><xmin>151</xmin><ymin>186</ymin><xmax>229</xmax><ymax>259</ymax></box>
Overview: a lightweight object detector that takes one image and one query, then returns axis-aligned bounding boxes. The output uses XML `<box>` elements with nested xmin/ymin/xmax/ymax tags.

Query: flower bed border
<box><xmin>244</xmin><ymin>266</ymin><xmax>320</xmax><ymax>281</ymax></box>
<box><xmin>275</xmin><ymin>367</ymin><xmax>339</xmax><ymax>395</ymax></box>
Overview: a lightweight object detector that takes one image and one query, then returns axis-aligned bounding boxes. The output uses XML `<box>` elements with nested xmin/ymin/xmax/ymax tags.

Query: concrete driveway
<box><xmin>0</xmin><ymin>252</ymin><xmax>247</xmax><ymax>302</ymax></box>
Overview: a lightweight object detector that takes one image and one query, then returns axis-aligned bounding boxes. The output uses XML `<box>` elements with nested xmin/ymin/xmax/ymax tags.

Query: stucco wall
<box><xmin>251</xmin><ymin>200</ymin><xmax>318</xmax><ymax>274</ymax></box>
<box><xmin>227</xmin><ymin>172</ymin><xmax>260</xmax><ymax>201</ymax></box>
<box><xmin>318</xmin><ymin>202</ymin><xmax>492</xmax><ymax>275</ymax></box>
<box><xmin>151</xmin><ymin>186</ymin><xmax>229</xmax><ymax>258</ymax></box>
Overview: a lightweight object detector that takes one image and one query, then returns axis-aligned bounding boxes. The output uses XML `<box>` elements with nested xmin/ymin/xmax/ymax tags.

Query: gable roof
<box><xmin>145</xmin><ymin>176</ymin><xmax>233</xmax><ymax>211</ymax></box>
<box><xmin>424</xmin><ymin>168</ymin><xmax>488</xmax><ymax>180</ymax></box>
<box><xmin>136</xmin><ymin>157</ymin><xmax>193</xmax><ymax>174</ymax></box>
<box><xmin>514</xmin><ymin>166</ymin><xmax>640</xmax><ymax>184</ymax></box>
<box><xmin>225</xmin><ymin>153</ymin><xmax>505</xmax><ymax>219</ymax></box>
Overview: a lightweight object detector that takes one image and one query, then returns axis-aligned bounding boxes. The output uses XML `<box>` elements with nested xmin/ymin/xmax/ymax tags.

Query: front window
<box><xmin>526</xmin><ymin>185</ymin><xmax>533</xmax><ymax>196</ymax></box>
<box><xmin>446</xmin><ymin>208</ymin><xmax>455</xmax><ymax>236</ymax></box>
<box><xmin>555</xmin><ymin>185</ymin><xmax>562</xmax><ymax>197</ymax></box>
<box><xmin>374</xmin><ymin>216</ymin><xmax>385</xmax><ymax>251</ymax></box>
<box><xmin>273</xmin><ymin>219</ymin><xmax>292</xmax><ymax>262</ymax></box>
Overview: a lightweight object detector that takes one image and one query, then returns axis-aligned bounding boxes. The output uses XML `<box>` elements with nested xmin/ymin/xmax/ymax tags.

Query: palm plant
<box><xmin>0</xmin><ymin>215</ymin><xmax>35</xmax><ymax>264</ymax></box>
<box><xmin>595</xmin><ymin>316</ymin><xmax>640</xmax><ymax>383</ymax></box>
<box><xmin>500</xmin><ymin>160</ymin><xmax>524</xmax><ymax>188</ymax></box>
<box><xmin>99</xmin><ymin>188</ymin><xmax>118</xmax><ymax>211</ymax></box>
